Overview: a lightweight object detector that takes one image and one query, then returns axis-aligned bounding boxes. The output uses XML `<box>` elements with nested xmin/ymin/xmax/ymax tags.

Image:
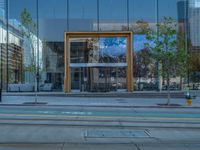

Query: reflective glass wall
<box><xmin>158</xmin><ymin>0</ymin><xmax>180</xmax><ymax>91</ymax></box>
<box><xmin>0</xmin><ymin>0</ymin><xmax>7</xmax><ymax>90</ymax></box>
<box><xmin>38</xmin><ymin>0</ymin><xmax>67</xmax><ymax>92</ymax></box>
<box><xmin>69</xmin><ymin>37</ymin><xmax>127</xmax><ymax>92</ymax></box>
<box><xmin>188</xmin><ymin>0</ymin><xmax>200</xmax><ymax>89</ymax></box>
<box><xmin>1</xmin><ymin>0</ymin><xmax>199</xmax><ymax>92</ymax></box>
<box><xmin>99</xmin><ymin>0</ymin><xmax>128</xmax><ymax>31</ymax></box>
<box><xmin>129</xmin><ymin>0</ymin><xmax>157</xmax><ymax>91</ymax></box>
<box><xmin>69</xmin><ymin>0</ymin><xmax>98</xmax><ymax>31</ymax></box>
<box><xmin>8</xmin><ymin>0</ymin><xmax>37</xmax><ymax>92</ymax></box>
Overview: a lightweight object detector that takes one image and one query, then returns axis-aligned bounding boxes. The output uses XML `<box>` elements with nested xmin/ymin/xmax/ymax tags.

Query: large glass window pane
<box><xmin>159</xmin><ymin>0</ymin><xmax>184</xmax><ymax>91</ymax></box>
<box><xmin>69</xmin><ymin>34</ymin><xmax>129</xmax><ymax>93</ymax></box>
<box><xmin>70</xmin><ymin>37</ymin><xmax>127</xmax><ymax>64</ymax></box>
<box><xmin>186</xmin><ymin>0</ymin><xmax>200</xmax><ymax>90</ymax></box>
<box><xmin>116</xmin><ymin>67</ymin><xmax>127</xmax><ymax>91</ymax></box>
<box><xmin>159</xmin><ymin>0</ymin><xmax>179</xmax><ymax>21</ymax></box>
<box><xmin>129</xmin><ymin>0</ymin><xmax>157</xmax><ymax>91</ymax></box>
<box><xmin>129</xmin><ymin>0</ymin><xmax>156</xmax><ymax>24</ymax></box>
<box><xmin>188</xmin><ymin>0</ymin><xmax>200</xmax><ymax>51</ymax></box>
<box><xmin>0</xmin><ymin>0</ymin><xmax>7</xmax><ymax>91</ymax></box>
<box><xmin>38</xmin><ymin>0</ymin><xmax>67</xmax><ymax>92</ymax></box>
<box><xmin>8</xmin><ymin>0</ymin><xmax>37</xmax><ymax>92</ymax></box>
<box><xmin>71</xmin><ymin>67</ymin><xmax>127</xmax><ymax>92</ymax></box>
<box><xmin>69</xmin><ymin>0</ymin><xmax>97</xmax><ymax>31</ymax></box>
<box><xmin>99</xmin><ymin>0</ymin><xmax>127</xmax><ymax>31</ymax></box>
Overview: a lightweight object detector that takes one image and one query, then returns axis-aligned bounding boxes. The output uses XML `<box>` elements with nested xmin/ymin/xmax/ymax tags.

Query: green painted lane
<box><xmin>0</xmin><ymin>107</ymin><xmax>199</xmax><ymax>119</ymax></box>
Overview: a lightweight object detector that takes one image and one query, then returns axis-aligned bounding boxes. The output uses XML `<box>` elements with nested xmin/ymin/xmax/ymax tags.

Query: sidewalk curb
<box><xmin>2</xmin><ymin>91</ymin><xmax>186</xmax><ymax>98</ymax></box>
<box><xmin>0</xmin><ymin>103</ymin><xmax>199</xmax><ymax>109</ymax></box>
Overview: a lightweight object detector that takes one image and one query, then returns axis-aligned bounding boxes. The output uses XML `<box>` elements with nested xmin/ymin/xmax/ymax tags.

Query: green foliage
<box><xmin>135</xmin><ymin>20</ymin><xmax>150</xmax><ymax>34</ymax></box>
<box><xmin>20</xmin><ymin>8</ymin><xmax>32</xmax><ymax>27</ymax></box>
<box><xmin>145</xmin><ymin>16</ymin><xmax>188</xmax><ymax>103</ymax></box>
<box><xmin>121</xmin><ymin>19</ymin><xmax>150</xmax><ymax>33</ymax></box>
<box><xmin>20</xmin><ymin>8</ymin><xmax>36</xmax><ymax>35</ymax></box>
<box><xmin>20</xmin><ymin>8</ymin><xmax>39</xmax><ymax>74</ymax></box>
<box><xmin>145</xmin><ymin>17</ymin><xmax>188</xmax><ymax>79</ymax></box>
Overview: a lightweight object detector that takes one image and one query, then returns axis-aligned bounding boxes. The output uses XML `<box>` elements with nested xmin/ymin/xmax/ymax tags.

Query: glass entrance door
<box><xmin>71</xmin><ymin>67</ymin><xmax>126</xmax><ymax>92</ymax></box>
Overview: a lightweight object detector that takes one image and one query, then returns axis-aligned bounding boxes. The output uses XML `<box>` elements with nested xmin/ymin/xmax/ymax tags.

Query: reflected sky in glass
<box><xmin>134</xmin><ymin>35</ymin><xmax>151</xmax><ymax>51</ymax></box>
<box><xmin>134</xmin><ymin>34</ymin><xmax>177</xmax><ymax>52</ymax></box>
<box><xmin>99</xmin><ymin>37</ymin><xmax>126</xmax><ymax>57</ymax></box>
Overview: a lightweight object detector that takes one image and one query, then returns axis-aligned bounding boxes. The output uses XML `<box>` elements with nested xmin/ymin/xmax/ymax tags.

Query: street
<box><xmin>0</xmin><ymin>143</ymin><xmax>200</xmax><ymax>150</ymax></box>
<box><xmin>0</xmin><ymin>104</ymin><xmax>200</xmax><ymax>149</ymax></box>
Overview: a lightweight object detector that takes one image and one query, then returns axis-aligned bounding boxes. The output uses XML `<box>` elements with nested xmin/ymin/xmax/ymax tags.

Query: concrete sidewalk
<box><xmin>1</xmin><ymin>94</ymin><xmax>200</xmax><ymax>108</ymax></box>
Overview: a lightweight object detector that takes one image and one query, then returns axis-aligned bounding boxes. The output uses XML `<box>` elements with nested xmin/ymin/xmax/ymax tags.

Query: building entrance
<box><xmin>64</xmin><ymin>32</ymin><xmax>133</xmax><ymax>93</ymax></box>
<box><xmin>71</xmin><ymin>67</ymin><xmax>126</xmax><ymax>92</ymax></box>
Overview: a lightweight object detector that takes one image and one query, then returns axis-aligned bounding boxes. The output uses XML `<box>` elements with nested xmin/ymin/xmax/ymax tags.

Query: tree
<box><xmin>133</xmin><ymin>20</ymin><xmax>150</xmax><ymax>34</ymax></box>
<box><xmin>145</xmin><ymin>17</ymin><xmax>188</xmax><ymax>105</ymax></box>
<box><xmin>20</xmin><ymin>8</ymin><xmax>37</xmax><ymax>74</ymax></box>
<box><xmin>126</xmin><ymin>19</ymin><xmax>150</xmax><ymax>34</ymax></box>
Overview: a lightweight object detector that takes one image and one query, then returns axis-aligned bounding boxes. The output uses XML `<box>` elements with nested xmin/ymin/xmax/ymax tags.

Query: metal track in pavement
<box><xmin>0</xmin><ymin>116</ymin><xmax>199</xmax><ymax>129</ymax></box>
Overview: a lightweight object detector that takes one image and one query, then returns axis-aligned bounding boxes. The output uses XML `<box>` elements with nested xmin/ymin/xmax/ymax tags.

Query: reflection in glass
<box><xmin>69</xmin><ymin>0</ymin><xmax>97</xmax><ymax>31</ymax></box>
<box><xmin>159</xmin><ymin>0</ymin><xmax>182</xmax><ymax>91</ymax></box>
<box><xmin>70</xmin><ymin>36</ymin><xmax>127</xmax><ymax>92</ymax></box>
<box><xmin>3</xmin><ymin>0</ymin><xmax>195</xmax><ymax>92</ymax></box>
<box><xmin>8</xmin><ymin>0</ymin><xmax>37</xmax><ymax>92</ymax></box>
<box><xmin>0</xmin><ymin>0</ymin><xmax>7</xmax><ymax>91</ymax></box>
<box><xmin>158</xmin><ymin>0</ymin><xmax>179</xmax><ymax>21</ymax></box>
<box><xmin>70</xmin><ymin>37</ymin><xmax>127</xmax><ymax>63</ymax></box>
<box><xmin>38</xmin><ymin>0</ymin><xmax>66</xmax><ymax>92</ymax></box>
<box><xmin>40</xmin><ymin>42</ymin><xmax>64</xmax><ymax>92</ymax></box>
<box><xmin>129</xmin><ymin>0</ymin><xmax>157</xmax><ymax>91</ymax></box>
<box><xmin>129</xmin><ymin>0</ymin><xmax>156</xmax><ymax>26</ymax></box>
<box><xmin>71</xmin><ymin>67</ymin><xmax>126</xmax><ymax>92</ymax></box>
<box><xmin>99</xmin><ymin>0</ymin><xmax>127</xmax><ymax>31</ymax></box>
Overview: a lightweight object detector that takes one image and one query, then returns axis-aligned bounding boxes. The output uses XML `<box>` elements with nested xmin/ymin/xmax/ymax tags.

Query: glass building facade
<box><xmin>0</xmin><ymin>0</ymin><xmax>200</xmax><ymax>92</ymax></box>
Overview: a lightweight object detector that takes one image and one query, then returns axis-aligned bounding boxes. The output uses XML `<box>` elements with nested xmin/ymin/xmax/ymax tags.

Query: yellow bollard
<box><xmin>185</xmin><ymin>91</ymin><xmax>192</xmax><ymax>106</ymax></box>
<box><xmin>187</xmin><ymin>99</ymin><xmax>192</xmax><ymax>106</ymax></box>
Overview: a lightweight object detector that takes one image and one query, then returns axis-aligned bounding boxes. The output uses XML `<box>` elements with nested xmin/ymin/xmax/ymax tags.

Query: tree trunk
<box><xmin>180</xmin><ymin>76</ymin><xmax>183</xmax><ymax>90</ymax></box>
<box><xmin>138</xmin><ymin>76</ymin><xmax>141</xmax><ymax>91</ymax></box>
<box><xmin>157</xmin><ymin>62</ymin><xmax>162</xmax><ymax>91</ymax></box>
<box><xmin>167</xmin><ymin>75</ymin><xmax>170</xmax><ymax>105</ymax></box>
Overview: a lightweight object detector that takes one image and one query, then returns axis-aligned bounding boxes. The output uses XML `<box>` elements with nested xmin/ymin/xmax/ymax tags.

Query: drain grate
<box><xmin>85</xmin><ymin>129</ymin><xmax>150</xmax><ymax>138</ymax></box>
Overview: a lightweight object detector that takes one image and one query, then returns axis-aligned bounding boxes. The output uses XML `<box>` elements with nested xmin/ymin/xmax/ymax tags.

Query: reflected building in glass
<box><xmin>188</xmin><ymin>0</ymin><xmax>200</xmax><ymax>52</ymax></box>
<box><xmin>0</xmin><ymin>0</ymin><xmax>199</xmax><ymax>92</ymax></box>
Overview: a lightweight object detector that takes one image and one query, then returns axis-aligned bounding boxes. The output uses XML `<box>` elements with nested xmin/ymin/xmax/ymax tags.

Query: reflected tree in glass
<box><xmin>20</xmin><ymin>8</ymin><xmax>40</xmax><ymax>103</ymax></box>
<box><xmin>133</xmin><ymin>48</ymin><xmax>154</xmax><ymax>90</ymax></box>
<box><xmin>130</xmin><ymin>20</ymin><xmax>150</xmax><ymax>34</ymax></box>
<box><xmin>130</xmin><ymin>19</ymin><xmax>157</xmax><ymax>91</ymax></box>
<box><xmin>20</xmin><ymin>8</ymin><xmax>38</xmax><ymax>75</ymax></box>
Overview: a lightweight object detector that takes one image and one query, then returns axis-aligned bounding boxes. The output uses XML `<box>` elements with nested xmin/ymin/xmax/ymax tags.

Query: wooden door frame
<box><xmin>64</xmin><ymin>32</ymin><xmax>133</xmax><ymax>93</ymax></box>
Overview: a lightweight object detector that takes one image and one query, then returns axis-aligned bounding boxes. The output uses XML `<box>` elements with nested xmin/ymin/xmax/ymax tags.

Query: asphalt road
<box><xmin>0</xmin><ymin>143</ymin><xmax>199</xmax><ymax>150</ymax></box>
<box><xmin>0</xmin><ymin>105</ymin><xmax>199</xmax><ymax>149</ymax></box>
<box><xmin>0</xmin><ymin>105</ymin><xmax>200</xmax><ymax>121</ymax></box>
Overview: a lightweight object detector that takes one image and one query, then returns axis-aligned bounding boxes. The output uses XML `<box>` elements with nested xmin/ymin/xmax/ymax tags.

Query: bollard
<box><xmin>185</xmin><ymin>92</ymin><xmax>192</xmax><ymax>106</ymax></box>
<box><xmin>187</xmin><ymin>99</ymin><xmax>192</xmax><ymax>106</ymax></box>
<box><xmin>0</xmin><ymin>88</ymin><xmax>1</xmax><ymax>102</ymax></box>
